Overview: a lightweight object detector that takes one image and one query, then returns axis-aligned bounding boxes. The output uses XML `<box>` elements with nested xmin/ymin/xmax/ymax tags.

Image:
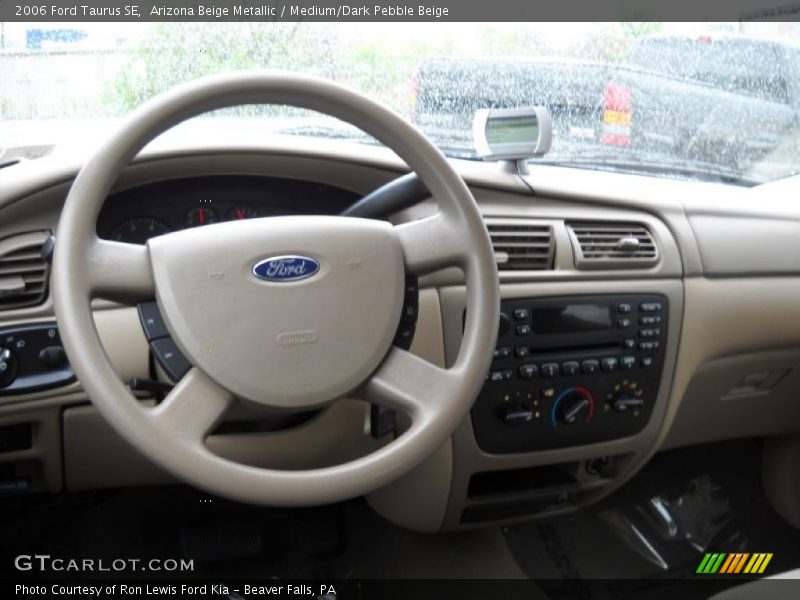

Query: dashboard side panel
<box><xmin>662</xmin><ymin>277</ymin><xmax>800</xmax><ymax>449</ymax></box>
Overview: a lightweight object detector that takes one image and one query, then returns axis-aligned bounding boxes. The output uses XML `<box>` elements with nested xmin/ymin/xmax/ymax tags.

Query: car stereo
<box><xmin>472</xmin><ymin>294</ymin><xmax>667</xmax><ymax>453</ymax></box>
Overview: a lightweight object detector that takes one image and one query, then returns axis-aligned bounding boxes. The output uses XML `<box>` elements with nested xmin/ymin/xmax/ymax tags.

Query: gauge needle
<box><xmin>236</xmin><ymin>209</ymin><xmax>244</xmax><ymax>220</ymax></box>
<box><xmin>199</xmin><ymin>210</ymin><xmax>205</xmax><ymax>224</ymax></box>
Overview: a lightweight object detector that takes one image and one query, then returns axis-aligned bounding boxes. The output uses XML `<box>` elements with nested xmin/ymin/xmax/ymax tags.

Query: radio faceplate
<box><xmin>472</xmin><ymin>294</ymin><xmax>668</xmax><ymax>453</ymax></box>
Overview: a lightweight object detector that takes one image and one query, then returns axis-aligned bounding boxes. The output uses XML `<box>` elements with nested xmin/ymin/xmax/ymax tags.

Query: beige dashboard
<box><xmin>1</xmin><ymin>137</ymin><xmax>799</xmax><ymax>531</ymax></box>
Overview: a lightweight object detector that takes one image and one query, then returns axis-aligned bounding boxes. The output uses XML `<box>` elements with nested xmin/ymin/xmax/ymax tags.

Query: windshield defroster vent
<box><xmin>485</xmin><ymin>220</ymin><xmax>554</xmax><ymax>271</ymax></box>
<box><xmin>567</xmin><ymin>221</ymin><xmax>658</xmax><ymax>269</ymax></box>
<box><xmin>0</xmin><ymin>231</ymin><xmax>51</xmax><ymax>311</ymax></box>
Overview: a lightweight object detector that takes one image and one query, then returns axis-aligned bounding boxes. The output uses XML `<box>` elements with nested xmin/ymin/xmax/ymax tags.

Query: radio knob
<box><xmin>552</xmin><ymin>387</ymin><xmax>595</xmax><ymax>426</ymax></box>
<box><xmin>0</xmin><ymin>347</ymin><xmax>19</xmax><ymax>388</ymax></box>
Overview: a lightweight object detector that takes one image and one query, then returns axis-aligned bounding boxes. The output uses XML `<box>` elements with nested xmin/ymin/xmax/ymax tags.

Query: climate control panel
<box><xmin>471</xmin><ymin>294</ymin><xmax>667</xmax><ymax>453</ymax></box>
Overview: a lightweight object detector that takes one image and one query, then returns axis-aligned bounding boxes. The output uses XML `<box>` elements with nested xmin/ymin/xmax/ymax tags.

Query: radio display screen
<box><xmin>531</xmin><ymin>304</ymin><xmax>613</xmax><ymax>335</ymax></box>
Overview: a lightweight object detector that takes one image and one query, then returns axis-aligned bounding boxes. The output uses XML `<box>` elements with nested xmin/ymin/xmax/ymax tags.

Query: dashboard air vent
<box><xmin>485</xmin><ymin>220</ymin><xmax>554</xmax><ymax>271</ymax></box>
<box><xmin>0</xmin><ymin>231</ymin><xmax>50</xmax><ymax>311</ymax></box>
<box><xmin>567</xmin><ymin>221</ymin><xmax>658</xmax><ymax>268</ymax></box>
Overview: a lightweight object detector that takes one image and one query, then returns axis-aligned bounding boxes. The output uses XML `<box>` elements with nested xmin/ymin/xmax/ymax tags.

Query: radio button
<box><xmin>620</xmin><ymin>356</ymin><xmax>637</xmax><ymax>370</ymax></box>
<box><xmin>581</xmin><ymin>359</ymin><xmax>600</xmax><ymax>374</ymax></box>
<box><xmin>519</xmin><ymin>364</ymin><xmax>538</xmax><ymax>379</ymax></box>
<box><xmin>641</xmin><ymin>357</ymin><xmax>654</xmax><ymax>368</ymax></box>
<box><xmin>540</xmin><ymin>363</ymin><xmax>559</xmax><ymax>378</ymax></box>
<box><xmin>515</xmin><ymin>346</ymin><xmax>530</xmax><ymax>358</ymax></box>
<box><xmin>640</xmin><ymin>302</ymin><xmax>663</xmax><ymax>313</ymax></box>
<box><xmin>601</xmin><ymin>357</ymin><xmax>618</xmax><ymax>372</ymax></box>
<box><xmin>618</xmin><ymin>318</ymin><xmax>631</xmax><ymax>329</ymax></box>
<box><xmin>623</xmin><ymin>338</ymin><xmax>636</xmax><ymax>350</ymax></box>
<box><xmin>618</xmin><ymin>303</ymin><xmax>632</xmax><ymax>314</ymax></box>
<box><xmin>488</xmin><ymin>369</ymin><xmax>513</xmax><ymax>382</ymax></box>
<box><xmin>638</xmin><ymin>328</ymin><xmax>659</xmax><ymax>338</ymax></box>
<box><xmin>513</xmin><ymin>308</ymin><xmax>529</xmax><ymax>321</ymax></box>
<box><xmin>639</xmin><ymin>315</ymin><xmax>662</xmax><ymax>325</ymax></box>
<box><xmin>562</xmin><ymin>361</ymin><xmax>580</xmax><ymax>376</ymax></box>
<box><xmin>515</xmin><ymin>324</ymin><xmax>531</xmax><ymax>336</ymax></box>
<box><xmin>494</xmin><ymin>346</ymin><xmax>512</xmax><ymax>358</ymax></box>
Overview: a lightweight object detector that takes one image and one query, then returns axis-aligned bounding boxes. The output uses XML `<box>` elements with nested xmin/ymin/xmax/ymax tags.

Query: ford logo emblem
<box><xmin>252</xmin><ymin>255</ymin><xmax>320</xmax><ymax>282</ymax></box>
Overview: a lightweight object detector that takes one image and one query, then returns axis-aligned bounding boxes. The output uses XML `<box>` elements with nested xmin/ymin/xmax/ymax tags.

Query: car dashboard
<box><xmin>0</xmin><ymin>137</ymin><xmax>799</xmax><ymax>532</ymax></box>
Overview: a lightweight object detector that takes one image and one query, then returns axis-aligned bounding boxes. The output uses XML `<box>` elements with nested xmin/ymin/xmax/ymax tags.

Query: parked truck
<box><xmin>411</xmin><ymin>35</ymin><xmax>800</xmax><ymax>174</ymax></box>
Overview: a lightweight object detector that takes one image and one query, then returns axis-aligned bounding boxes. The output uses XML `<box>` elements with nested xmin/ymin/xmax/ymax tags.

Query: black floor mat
<box><xmin>503</xmin><ymin>438</ymin><xmax>800</xmax><ymax>598</ymax></box>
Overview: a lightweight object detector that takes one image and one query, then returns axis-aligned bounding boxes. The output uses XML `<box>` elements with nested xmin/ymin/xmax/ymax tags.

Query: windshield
<box><xmin>2</xmin><ymin>22</ymin><xmax>799</xmax><ymax>186</ymax></box>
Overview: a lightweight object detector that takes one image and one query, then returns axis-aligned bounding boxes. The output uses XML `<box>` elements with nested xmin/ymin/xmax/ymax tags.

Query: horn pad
<box><xmin>148</xmin><ymin>216</ymin><xmax>405</xmax><ymax>408</ymax></box>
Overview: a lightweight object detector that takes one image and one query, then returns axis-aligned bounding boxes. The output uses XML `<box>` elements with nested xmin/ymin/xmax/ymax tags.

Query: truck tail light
<box><xmin>600</xmin><ymin>82</ymin><xmax>632</xmax><ymax>146</ymax></box>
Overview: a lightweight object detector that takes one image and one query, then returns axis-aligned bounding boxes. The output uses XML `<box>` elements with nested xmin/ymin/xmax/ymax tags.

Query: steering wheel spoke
<box><xmin>364</xmin><ymin>346</ymin><xmax>455</xmax><ymax>421</ymax></box>
<box><xmin>86</xmin><ymin>238</ymin><xmax>155</xmax><ymax>302</ymax></box>
<box><xmin>393</xmin><ymin>213</ymin><xmax>468</xmax><ymax>275</ymax></box>
<box><xmin>150</xmin><ymin>368</ymin><xmax>233</xmax><ymax>441</ymax></box>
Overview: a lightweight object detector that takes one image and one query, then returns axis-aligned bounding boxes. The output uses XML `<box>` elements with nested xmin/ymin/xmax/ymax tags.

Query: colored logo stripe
<box><xmin>697</xmin><ymin>553</ymin><xmax>726</xmax><ymax>574</ymax></box>
<box><xmin>719</xmin><ymin>553</ymin><xmax>749</xmax><ymax>573</ymax></box>
<box><xmin>744</xmin><ymin>553</ymin><xmax>773</xmax><ymax>574</ymax></box>
<box><xmin>698</xmin><ymin>552</ymin><xmax>773</xmax><ymax>574</ymax></box>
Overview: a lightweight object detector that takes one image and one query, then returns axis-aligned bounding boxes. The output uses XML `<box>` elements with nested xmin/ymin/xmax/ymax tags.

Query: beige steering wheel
<box><xmin>52</xmin><ymin>71</ymin><xmax>499</xmax><ymax>506</ymax></box>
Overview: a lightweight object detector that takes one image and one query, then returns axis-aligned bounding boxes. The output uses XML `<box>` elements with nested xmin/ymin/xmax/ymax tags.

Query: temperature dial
<box><xmin>551</xmin><ymin>386</ymin><xmax>595</xmax><ymax>426</ymax></box>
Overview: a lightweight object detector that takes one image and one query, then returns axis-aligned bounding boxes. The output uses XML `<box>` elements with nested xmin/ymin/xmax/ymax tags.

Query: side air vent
<box><xmin>485</xmin><ymin>219</ymin><xmax>554</xmax><ymax>271</ymax></box>
<box><xmin>0</xmin><ymin>231</ymin><xmax>50</xmax><ymax>311</ymax></box>
<box><xmin>567</xmin><ymin>221</ymin><xmax>658</xmax><ymax>269</ymax></box>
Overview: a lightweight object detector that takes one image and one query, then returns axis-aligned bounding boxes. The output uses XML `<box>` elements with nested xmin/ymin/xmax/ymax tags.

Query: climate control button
<box><xmin>518</xmin><ymin>364</ymin><xmax>538</xmax><ymax>379</ymax></box>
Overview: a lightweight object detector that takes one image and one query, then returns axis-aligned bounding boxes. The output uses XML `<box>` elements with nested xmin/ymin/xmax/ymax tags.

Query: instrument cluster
<box><xmin>97</xmin><ymin>175</ymin><xmax>361</xmax><ymax>244</ymax></box>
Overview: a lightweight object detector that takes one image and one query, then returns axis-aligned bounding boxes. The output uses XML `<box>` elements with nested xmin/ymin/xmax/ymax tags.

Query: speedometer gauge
<box><xmin>110</xmin><ymin>218</ymin><xmax>172</xmax><ymax>244</ymax></box>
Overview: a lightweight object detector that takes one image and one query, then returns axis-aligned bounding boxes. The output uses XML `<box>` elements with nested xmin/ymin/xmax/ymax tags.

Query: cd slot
<box><xmin>525</xmin><ymin>341</ymin><xmax>619</xmax><ymax>357</ymax></box>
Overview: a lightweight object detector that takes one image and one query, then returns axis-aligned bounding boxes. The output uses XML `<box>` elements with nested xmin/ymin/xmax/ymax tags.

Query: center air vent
<box><xmin>485</xmin><ymin>220</ymin><xmax>554</xmax><ymax>271</ymax></box>
<box><xmin>567</xmin><ymin>221</ymin><xmax>658</xmax><ymax>269</ymax></box>
<box><xmin>0</xmin><ymin>231</ymin><xmax>50</xmax><ymax>311</ymax></box>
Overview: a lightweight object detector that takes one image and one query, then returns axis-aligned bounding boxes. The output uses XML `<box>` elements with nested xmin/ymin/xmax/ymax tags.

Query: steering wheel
<box><xmin>52</xmin><ymin>71</ymin><xmax>499</xmax><ymax>506</ymax></box>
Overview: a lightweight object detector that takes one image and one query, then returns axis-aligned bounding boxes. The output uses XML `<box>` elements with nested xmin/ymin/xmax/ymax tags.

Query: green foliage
<box><xmin>105</xmin><ymin>23</ymin><xmax>339</xmax><ymax>114</ymax></box>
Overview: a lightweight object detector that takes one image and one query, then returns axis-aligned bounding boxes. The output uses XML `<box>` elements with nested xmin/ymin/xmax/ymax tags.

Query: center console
<box><xmin>472</xmin><ymin>294</ymin><xmax>667</xmax><ymax>453</ymax></box>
